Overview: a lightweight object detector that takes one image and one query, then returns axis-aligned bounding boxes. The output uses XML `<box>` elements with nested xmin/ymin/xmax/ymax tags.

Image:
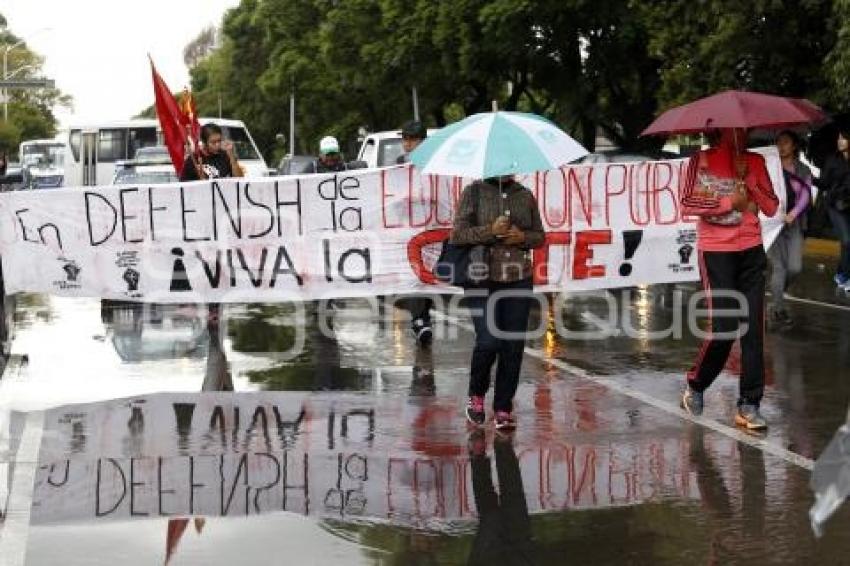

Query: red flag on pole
<box><xmin>150</xmin><ymin>58</ymin><xmax>188</xmax><ymax>176</ymax></box>
<box><xmin>179</xmin><ymin>87</ymin><xmax>201</xmax><ymax>157</ymax></box>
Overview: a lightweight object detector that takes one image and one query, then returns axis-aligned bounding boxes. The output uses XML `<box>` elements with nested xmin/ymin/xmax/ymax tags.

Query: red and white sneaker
<box><xmin>465</xmin><ymin>396</ymin><xmax>486</xmax><ymax>426</ymax></box>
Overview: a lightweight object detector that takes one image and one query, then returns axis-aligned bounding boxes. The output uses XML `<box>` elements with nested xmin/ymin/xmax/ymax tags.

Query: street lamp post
<box><xmin>2</xmin><ymin>39</ymin><xmax>27</xmax><ymax>122</ymax></box>
<box><xmin>412</xmin><ymin>86</ymin><xmax>420</xmax><ymax>122</ymax></box>
<box><xmin>2</xmin><ymin>28</ymin><xmax>53</xmax><ymax>122</ymax></box>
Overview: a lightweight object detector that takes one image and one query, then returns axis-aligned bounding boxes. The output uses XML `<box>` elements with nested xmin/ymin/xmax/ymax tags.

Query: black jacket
<box><xmin>313</xmin><ymin>159</ymin><xmax>348</xmax><ymax>174</ymax></box>
<box><xmin>817</xmin><ymin>153</ymin><xmax>850</xmax><ymax>207</ymax></box>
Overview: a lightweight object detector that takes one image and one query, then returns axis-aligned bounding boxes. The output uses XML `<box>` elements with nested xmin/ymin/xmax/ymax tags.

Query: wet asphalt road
<box><xmin>1</xmin><ymin>243</ymin><xmax>850</xmax><ymax>565</ymax></box>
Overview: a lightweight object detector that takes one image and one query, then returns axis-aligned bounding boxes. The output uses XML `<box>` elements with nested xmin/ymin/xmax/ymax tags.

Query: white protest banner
<box><xmin>0</xmin><ymin>150</ymin><xmax>785</xmax><ymax>303</ymax></box>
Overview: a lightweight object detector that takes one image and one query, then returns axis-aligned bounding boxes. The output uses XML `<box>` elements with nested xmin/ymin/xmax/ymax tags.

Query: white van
<box><xmin>64</xmin><ymin>118</ymin><xmax>269</xmax><ymax>187</ymax></box>
<box><xmin>357</xmin><ymin>129</ymin><xmax>438</xmax><ymax>168</ymax></box>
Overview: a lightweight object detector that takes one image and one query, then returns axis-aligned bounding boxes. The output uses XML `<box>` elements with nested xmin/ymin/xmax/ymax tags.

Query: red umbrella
<box><xmin>641</xmin><ymin>90</ymin><xmax>827</xmax><ymax>136</ymax></box>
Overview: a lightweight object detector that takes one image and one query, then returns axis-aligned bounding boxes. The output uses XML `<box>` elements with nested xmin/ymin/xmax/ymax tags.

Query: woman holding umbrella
<box><xmin>410</xmin><ymin>110</ymin><xmax>588</xmax><ymax>431</ymax></box>
<box><xmin>679</xmin><ymin>128</ymin><xmax>778</xmax><ymax>430</ymax></box>
<box><xmin>451</xmin><ymin>174</ymin><xmax>545</xmax><ymax>430</ymax></box>
<box><xmin>643</xmin><ymin>90</ymin><xmax>825</xmax><ymax>431</ymax></box>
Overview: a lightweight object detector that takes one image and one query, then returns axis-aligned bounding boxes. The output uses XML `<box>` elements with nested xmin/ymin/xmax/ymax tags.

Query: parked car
<box><xmin>111</xmin><ymin>159</ymin><xmax>178</xmax><ymax>185</ymax></box>
<box><xmin>357</xmin><ymin>129</ymin><xmax>438</xmax><ymax>168</ymax></box>
<box><xmin>278</xmin><ymin>155</ymin><xmax>369</xmax><ymax>175</ymax></box>
<box><xmin>276</xmin><ymin>155</ymin><xmax>317</xmax><ymax>176</ymax></box>
<box><xmin>0</xmin><ymin>162</ymin><xmax>24</xmax><ymax>191</ymax></box>
<box><xmin>133</xmin><ymin>145</ymin><xmax>171</xmax><ymax>163</ymax></box>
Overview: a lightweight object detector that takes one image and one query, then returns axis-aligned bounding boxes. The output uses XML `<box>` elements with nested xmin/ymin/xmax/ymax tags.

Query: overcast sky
<box><xmin>3</xmin><ymin>0</ymin><xmax>240</xmax><ymax>130</ymax></box>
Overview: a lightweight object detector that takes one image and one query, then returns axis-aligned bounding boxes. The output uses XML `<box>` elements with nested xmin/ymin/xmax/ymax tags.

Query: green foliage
<box><xmin>0</xmin><ymin>120</ymin><xmax>21</xmax><ymax>154</ymax></box>
<box><xmin>826</xmin><ymin>0</ymin><xmax>850</xmax><ymax>107</ymax></box>
<box><xmin>0</xmin><ymin>12</ymin><xmax>71</xmax><ymax>155</ymax></box>
<box><xmin>177</xmin><ymin>0</ymin><xmax>846</xmax><ymax>158</ymax></box>
<box><xmin>638</xmin><ymin>0</ymin><xmax>834</xmax><ymax>109</ymax></box>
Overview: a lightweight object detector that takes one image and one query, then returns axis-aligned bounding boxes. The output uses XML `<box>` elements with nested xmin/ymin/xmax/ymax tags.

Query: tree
<box><xmin>637</xmin><ymin>0</ymin><xmax>835</xmax><ymax>109</ymax></box>
<box><xmin>169</xmin><ymin>0</ymin><xmax>843</xmax><ymax>162</ymax></box>
<box><xmin>183</xmin><ymin>26</ymin><xmax>219</xmax><ymax>68</ymax></box>
<box><xmin>0</xmin><ymin>12</ymin><xmax>72</xmax><ymax>156</ymax></box>
<box><xmin>825</xmin><ymin>0</ymin><xmax>850</xmax><ymax>108</ymax></box>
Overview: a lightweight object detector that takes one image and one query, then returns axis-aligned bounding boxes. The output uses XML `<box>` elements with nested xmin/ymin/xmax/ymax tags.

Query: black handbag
<box><xmin>434</xmin><ymin>242</ymin><xmax>490</xmax><ymax>288</ymax></box>
<box><xmin>434</xmin><ymin>183</ymin><xmax>490</xmax><ymax>288</ymax></box>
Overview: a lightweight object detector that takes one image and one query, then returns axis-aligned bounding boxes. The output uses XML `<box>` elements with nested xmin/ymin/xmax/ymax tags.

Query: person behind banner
<box><xmin>768</xmin><ymin>131</ymin><xmax>812</xmax><ymax>330</ymax></box>
<box><xmin>179</xmin><ymin>123</ymin><xmax>243</xmax><ymax>326</ymax></box>
<box><xmin>453</xmin><ymin>175</ymin><xmax>545</xmax><ymax>431</ymax></box>
<box><xmin>180</xmin><ymin>123</ymin><xmax>244</xmax><ymax>181</ymax></box>
<box><xmin>312</xmin><ymin>136</ymin><xmax>348</xmax><ymax>174</ymax></box>
<box><xmin>396</xmin><ymin>121</ymin><xmax>434</xmax><ymax>346</ymax></box>
<box><xmin>679</xmin><ymin>128</ymin><xmax>778</xmax><ymax>431</ymax></box>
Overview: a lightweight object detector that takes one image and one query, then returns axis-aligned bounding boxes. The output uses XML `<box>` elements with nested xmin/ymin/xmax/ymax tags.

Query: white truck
<box><xmin>357</xmin><ymin>129</ymin><xmax>438</xmax><ymax>168</ymax></box>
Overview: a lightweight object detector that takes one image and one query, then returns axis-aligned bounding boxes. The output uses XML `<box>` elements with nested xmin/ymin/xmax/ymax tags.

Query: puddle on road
<box><xmin>2</xmin><ymin>296</ymin><xmax>850</xmax><ymax>564</ymax></box>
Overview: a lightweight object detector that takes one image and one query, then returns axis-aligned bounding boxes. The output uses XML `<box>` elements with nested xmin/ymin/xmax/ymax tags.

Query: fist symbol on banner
<box><xmin>123</xmin><ymin>268</ymin><xmax>140</xmax><ymax>292</ymax></box>
<box><xmin>62</xmin><ymin>261</ymin><xmax>81</xmax><ymax>282</ymax></box>
<box><xmin>678</xmin><ymin>244</ymin><xmax>694</xmax><ymax>265</ymax></box>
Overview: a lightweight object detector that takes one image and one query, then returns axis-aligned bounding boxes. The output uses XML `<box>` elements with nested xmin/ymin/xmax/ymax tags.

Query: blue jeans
<box><xmin>829</xmin><ymin>207</ymin><xmax>850</xmax><ymax>276</ymax></box>
<box><xmin>828</xmin><ymin>206</ymin><xmax>850</xmax><ymax>277</ymax></box>
<box><xmin>465</xmin><ymin>278</ymin><xmax>533</xmax><ymax>412</ymax></box>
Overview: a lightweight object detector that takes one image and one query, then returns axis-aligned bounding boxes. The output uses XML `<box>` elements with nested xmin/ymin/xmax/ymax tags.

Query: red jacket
<box><xmin>681</xmin><ymin>147</ymin><xmax>779</xmax><ymax>252</ymax></box>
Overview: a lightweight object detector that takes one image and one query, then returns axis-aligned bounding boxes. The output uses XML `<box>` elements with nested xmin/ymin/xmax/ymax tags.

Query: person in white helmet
<box><xmin>313</xmin><ymin>136</ymin><xmax>348</xmax><ymax>174</ymax></box>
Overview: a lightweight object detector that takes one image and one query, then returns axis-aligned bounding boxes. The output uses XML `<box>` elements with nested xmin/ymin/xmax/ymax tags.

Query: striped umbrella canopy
<box><xmin>410</xmin><ymin>111</ymin><xmax>588</xmax><ymax>178</ymax></box>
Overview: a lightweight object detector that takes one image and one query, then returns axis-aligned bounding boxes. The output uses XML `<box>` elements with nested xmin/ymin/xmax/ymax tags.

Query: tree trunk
<box><xmin>580</xmin><ymin>117</ymin><xmax>597</xmax><ymax>153</ymax></box>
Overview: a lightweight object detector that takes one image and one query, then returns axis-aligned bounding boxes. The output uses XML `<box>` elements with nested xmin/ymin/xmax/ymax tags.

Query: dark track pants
<box><xmin>687</xmin><ymin>246</ymin><xmax>767</xmax><ymax>407</ymax></box>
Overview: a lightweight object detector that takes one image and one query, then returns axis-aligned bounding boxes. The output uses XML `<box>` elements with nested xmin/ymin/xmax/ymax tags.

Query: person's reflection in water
<box><xmin>688</xmin><ymin>425</ymin><xmax>768</xmax><ymax>561</ymax></box>
<box><xmin>688</xmin><ymin>425</ymin><xmax>733</xmax><ymax>519</ymax></box>
<box><xmin>468</xmin><ymin>432</ymin><xmax>535</xmax><ymax>565</ymax></box>
<box><xmin>738</xmin><ymin>439</ymin><xmax>767</xmax><ymax>558</ymax></box>
<box><xmin>308</xmin><ymin>309</ymin><xmax>343</xmax><ymax>390</ymax></box>
<box><xmin>410</xmin><ymin>344</ymin><xmax>435</xmax><ymax>396</ymax></box>
<box><xmin>203</xmin><ymin>313</ymin><xmax>233</xmax><ymax>392</ymax></box>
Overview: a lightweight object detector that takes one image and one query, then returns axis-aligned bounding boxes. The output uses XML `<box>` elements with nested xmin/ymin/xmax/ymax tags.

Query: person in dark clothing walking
<box><xmin>180</xmin><ymin>123</ymin><xmax>243</xmax><ymax>181</ymax></box>
<box><xmin>397</xmin><ymin>121</ymin><xmax>434</xmax><ymax>346</ymax></box>
<box><xmin>679</xmin><ymin>128</ymin><xmax>779</xmax><ymax>431</ymax></box>
<box><xmin>816</xmin><ymin>128</ymin><xmax>850</xmax><ymax>290</ymax></box>
<box><xmin>452</xmin><ymin>176</ymin><xmax>545</xmax><ymax>431</ymax></box>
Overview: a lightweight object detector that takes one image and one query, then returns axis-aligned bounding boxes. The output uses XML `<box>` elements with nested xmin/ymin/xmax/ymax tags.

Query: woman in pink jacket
<box><xmin>680</xmin><ymin>129</ymin><xmax>779</xmax><ymax>430</ymax></box>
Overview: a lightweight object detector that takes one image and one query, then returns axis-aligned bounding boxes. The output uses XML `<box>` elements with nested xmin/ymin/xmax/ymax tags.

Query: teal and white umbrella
<box><xmin>410</xmin><ymin>111</ymin><xmax>588</xmax><ymax>178</ymax></box>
